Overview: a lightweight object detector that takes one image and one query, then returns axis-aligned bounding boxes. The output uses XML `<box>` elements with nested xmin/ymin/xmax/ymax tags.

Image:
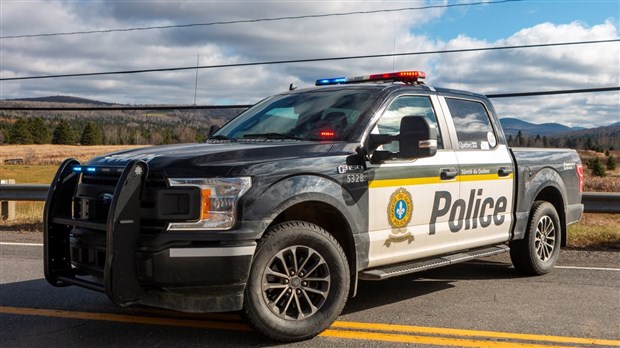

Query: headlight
<box><xmin>166</xmin><ymin>177</ymin><xmax>252</xmax><ymax>230</ymax></box>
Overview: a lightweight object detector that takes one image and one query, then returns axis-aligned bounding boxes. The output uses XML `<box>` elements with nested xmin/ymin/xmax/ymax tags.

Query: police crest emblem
<box><xmin>385</xmin><ymin>187</ymin><xmax>414</xmax><ymax>247</ymax></box>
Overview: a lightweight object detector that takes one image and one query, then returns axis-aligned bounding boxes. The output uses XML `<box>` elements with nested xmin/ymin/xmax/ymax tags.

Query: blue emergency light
<box><xmin>315</xmin><ymin>71</ymin><xmax>426</xmax><ymax>86</ymax></box>
<box><xmin>71</xmin><ymin>166</ymin><xmax>97</xmax><ymax>173</ymax></box>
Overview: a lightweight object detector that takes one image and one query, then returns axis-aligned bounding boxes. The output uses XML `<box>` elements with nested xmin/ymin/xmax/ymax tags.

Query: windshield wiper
<box><xmin>243</xmin><ymin>133</ymin><xmax>309</xmax><ymax>140</ymax></box>
<box><xmin>208</xmin><ymin>135</ymin><xmax>237</xmax><ymax>141</ymax></box>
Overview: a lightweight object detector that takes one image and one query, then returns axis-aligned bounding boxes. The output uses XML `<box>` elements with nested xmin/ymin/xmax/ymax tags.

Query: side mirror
<box><xmin>398</xmin><ymin>115</ymin><xmax>437</xmax><ymax>159</ymax></box>
<box><xmin>207</xmin><ymin>125</ymin><xmax>220</xmax><ymax>137</ymax></box>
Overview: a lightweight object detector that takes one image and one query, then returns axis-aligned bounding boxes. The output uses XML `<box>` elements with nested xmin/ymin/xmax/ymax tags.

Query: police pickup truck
<box><xmin>44</xmin><ymin>71</ymin><xmax>583</xmax><ymax>341</ymax></box>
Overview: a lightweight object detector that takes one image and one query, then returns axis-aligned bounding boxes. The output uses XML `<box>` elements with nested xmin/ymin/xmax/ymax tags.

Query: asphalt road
<box><xmin>1</xmin><ymin>237</ymin><xmax>619</xmax><ymax>347</ymax></box>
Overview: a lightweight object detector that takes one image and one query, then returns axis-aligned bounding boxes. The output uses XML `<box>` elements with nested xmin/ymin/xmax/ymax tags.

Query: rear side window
<box><xmin>446</xmin><ymin>98</ymin><xmax>497</xmax><ymax>150</ymax></box>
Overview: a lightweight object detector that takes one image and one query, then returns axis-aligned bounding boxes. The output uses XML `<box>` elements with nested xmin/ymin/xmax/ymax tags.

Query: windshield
<box><xmin>214</xmin><ymin>88</ymin><xmax>380</xmax><ymax>141</ymax></box>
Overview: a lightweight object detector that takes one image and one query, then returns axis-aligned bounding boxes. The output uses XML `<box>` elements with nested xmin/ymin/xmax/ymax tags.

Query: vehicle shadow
<box><xmin>343</xmin><ymin>258</ymin><xmax>521</xmax><ymax>315</ymax></box>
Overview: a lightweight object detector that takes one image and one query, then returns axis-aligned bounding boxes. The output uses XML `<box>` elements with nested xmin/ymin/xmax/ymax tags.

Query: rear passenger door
<box><xmin>441</xmin><ymin>97</ymin><xmax>515</xmax><ymax>249</ymax></box>
<box><xmin>366</xmin><ymin>94</ymin><xmax>460</xmax><ymax>268</ymax></box>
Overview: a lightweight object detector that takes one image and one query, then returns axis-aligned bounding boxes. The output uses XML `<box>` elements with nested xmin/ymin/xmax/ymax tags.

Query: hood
<box><xmin>87</xmin><ymin>141</ymin><xmax>336</xmax><ymax>175</ymax></box>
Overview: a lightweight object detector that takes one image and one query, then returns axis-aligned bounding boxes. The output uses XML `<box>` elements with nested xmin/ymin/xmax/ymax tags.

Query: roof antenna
<box><xmin>392</xmin><ymin>36</ymin><xmax>396</xmax><ymax>71</ymax></box>
<box><xmin>289</xmin><ymin>83</ymin><xmax>297</xmax><ymax>91</ymax></box>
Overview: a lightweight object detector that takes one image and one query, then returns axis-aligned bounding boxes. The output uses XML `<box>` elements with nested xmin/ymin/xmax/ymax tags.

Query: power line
<box><xmin>1</xmin><ymin>87</ymin><xmax>618</xmax><ymax>111</ymax></box>
<box><xmin>2</xmin><ymin>39</ymin><xmax>618</xmax><ymax>82</ymax></box>
<box><xmin>486</xmin><ymin>87</ymin><xmax>620</xmax><ymax>98</ymax></box>
<box><xmin>0</xmin><ymin>104</ymin><xmax>253</xmax><ymax>111</ymax></box>
<box><xmin>0</xmin><ymin>0</ymin><xmax>521</xmax><ymax>40</ymax></box>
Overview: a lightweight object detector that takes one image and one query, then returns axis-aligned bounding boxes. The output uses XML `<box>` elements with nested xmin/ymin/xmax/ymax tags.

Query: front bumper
<box><xmin>44</xmin><ymin>158</ymin><xmax>255</xmax><ymax>312</ymax></box>
<box><xmin>140</xmin><ymin>243</ymin><xmax>255</xmax><ymax>312</ymax></box>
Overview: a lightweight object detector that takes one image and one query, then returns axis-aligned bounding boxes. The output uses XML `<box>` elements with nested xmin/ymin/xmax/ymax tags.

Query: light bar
<box><xmin>315</xmin><ymin>71</ymin><xmax>426</xmax><ymax>86</ymax></box>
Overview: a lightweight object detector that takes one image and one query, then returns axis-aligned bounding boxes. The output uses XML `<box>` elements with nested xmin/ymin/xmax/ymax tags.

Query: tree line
<box><xmin>0</xmin><ymin>117</ymin><xmax>207</xmax><ymax>145</ymax></box>
<box><xmin>0</xmin><ymin>108</ymin><xmax>243</xmax><ymax>146</ymax></box>
<box><xmin>507</xmin><ymin>130</ymin><xmax>617</xmax><ymax>177</ymax></box>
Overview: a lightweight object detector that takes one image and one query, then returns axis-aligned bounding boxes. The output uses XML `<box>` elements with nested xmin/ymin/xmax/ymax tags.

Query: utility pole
<box><xmin>193</xmin><ymin>54</ymin><xmax>200</xmax><ymax>105</ymax></box>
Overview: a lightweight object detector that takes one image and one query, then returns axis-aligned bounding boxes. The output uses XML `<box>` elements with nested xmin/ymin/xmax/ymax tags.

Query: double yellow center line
<box><xmin>1</xmin><ymin>305</ymin><xmax>618</xmax><ymax>347</ymax></box>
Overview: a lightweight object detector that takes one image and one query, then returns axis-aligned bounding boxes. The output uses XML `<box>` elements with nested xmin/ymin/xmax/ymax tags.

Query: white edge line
<box><xmin>0</xmin><ymin>242</ymin><xmax>43</xmax><ymax>247</ymax></box>
<box><xmin>556</xmin><ymin>265</ymin><xmax>620</xmax><ymax>272</ymax></box>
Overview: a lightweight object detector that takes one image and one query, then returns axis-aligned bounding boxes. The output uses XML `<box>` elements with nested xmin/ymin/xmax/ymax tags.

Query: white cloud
<box><xmin>0</xmin><ymin>1</ymin><xmax>618</xmax><ymax>127</ymax></box>
<box><xmin>430</xmin><ymin>20</ymin><xmax>619</xmax><ymax>127</ymax></box>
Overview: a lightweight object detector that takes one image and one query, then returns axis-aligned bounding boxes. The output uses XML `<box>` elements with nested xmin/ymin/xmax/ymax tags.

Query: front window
<box><xmin>373</xmin><ymin>95</ymin><xmax>443</xmax><ymax>152</ymax></box>
<box><xmin>214</xmin><ymin>89</ymin><xmax>381</xmax><ymax>141</ymax></box>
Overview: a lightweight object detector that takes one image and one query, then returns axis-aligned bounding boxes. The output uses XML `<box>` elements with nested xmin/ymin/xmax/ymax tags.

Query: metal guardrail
<box><xmin>580</xmin><ymin>192</ymin><xmax>620</xmax><ymax>214</ymax></box>
<box><xmin>0</xmin><ymin>183</ymin><xmax>618</xmax><ymax>214</ymax></box>
<box><xmin>0</xmin><ymin>184</ymin><xmax>50</xmax><ymax>201</ymax></box>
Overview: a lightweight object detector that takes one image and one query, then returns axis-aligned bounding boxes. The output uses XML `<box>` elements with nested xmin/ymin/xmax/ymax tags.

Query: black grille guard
<box><xmin>44</xmin><ymin>158</ymin><xmax>149</xmax><ymax>306</ymax></box>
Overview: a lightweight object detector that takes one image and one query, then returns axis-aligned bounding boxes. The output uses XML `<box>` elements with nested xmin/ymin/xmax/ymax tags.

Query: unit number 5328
<box><xmin>346</xmin><ymin>174</ymin><xmax>366</xmax><ymax>183</ymax></box>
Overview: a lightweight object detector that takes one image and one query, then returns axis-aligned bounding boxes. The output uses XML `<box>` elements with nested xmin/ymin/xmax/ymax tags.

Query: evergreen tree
<box><xmin>534</xmin><ymin>134</ymin><xmax>542</xmax><ymax>147</ymax></box>
<box><xmin>52</xmin><ymin>120</ymin><xmax>75</xmax><ymax>145</ymax></box>
<box><xmin>507</xmin><ymin>134</ymin><xmax>514</xmax><ymax>147</ymax></box>
<box><xmin>594</xmin><ymin>145</ymin><xmax>604</xmax><ymax>153</ymax></box>
<box><xmin>28</xmin><ymin>117</ymin><xmax>51</xmax><ymax>144</ymax></box>
<box><xmin>516</xmin><ymin>130</ymin><xmax>524</xmax><ymax>147</ymax></box>
<box><xmin>588</xmin><ymin>157</ymin><xmax>606</xmax><ymax>177</ymax></box>
<box><xmin>565</xmin><ymin>137</ymin><xmax>577</xmax><ymax>149</ymax></box>
<box><xmin>9</xmin><ymin>118</ymin><xmax>34</xmax><ymax>144</ymax></box>
<box><xmin>607</xmin><ymin>155</ymin><xmax>617</xmax><ymax>171</ymax></box>
<box><xmin>80</xmin><ymin>122</ymin><xmax>103</xmax><ymax>145</ymax></box>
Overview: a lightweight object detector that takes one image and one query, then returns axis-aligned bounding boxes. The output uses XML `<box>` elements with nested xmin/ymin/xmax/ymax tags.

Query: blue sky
<box><xmin>420</xmin><ymin>0</ymin><xmax>620</xmax><ymax>41</ymax></box>
<box><xmin>1</xmin><ymin>0</ymin><xmax>619</xmax><ymax>127</ymax></box>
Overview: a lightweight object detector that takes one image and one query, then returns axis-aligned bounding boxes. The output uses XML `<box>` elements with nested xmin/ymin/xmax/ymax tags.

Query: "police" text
<box><xmin>429</xmin><ymin>189</ymin><xmax>507</xmax><ymax>234</ymax></box>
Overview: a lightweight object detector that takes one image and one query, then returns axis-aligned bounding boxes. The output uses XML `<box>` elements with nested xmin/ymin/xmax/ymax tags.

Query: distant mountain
<box><xmin>7</xmin><ymin>95</ymin><xmax>115</xmax><ymax>106</ymax></box>
<box><xmin>555</xmin><ymin>125</ymin><xmax>620</xmax><ymax>138</ymax></box>
<box><xmin>610</xmin><ymin>121</ymin><xmax>620</xmax><ymax>127</ymax></box>
<box><xmin>499</xmin><ymin>118</ymin><xmax>586</xmax><ymax>136</ymax></box>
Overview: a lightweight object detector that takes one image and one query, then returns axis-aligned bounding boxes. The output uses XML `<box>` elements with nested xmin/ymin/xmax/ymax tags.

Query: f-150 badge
<box><xmin>385</xmin><ymin>187</ymin><xmax>414</xmax><ymax>247</ymax></box>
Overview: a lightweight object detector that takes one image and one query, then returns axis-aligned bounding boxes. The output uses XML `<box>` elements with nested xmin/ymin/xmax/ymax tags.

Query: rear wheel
<box><xmin>510</xmin><ymin>201</ymin><xmax>561</xmax><ymax>275</ymax></box>
<box><xmin>244</xmin><ymin>221</ymin><xmax>350</xmax><ymax>342</ymax></box>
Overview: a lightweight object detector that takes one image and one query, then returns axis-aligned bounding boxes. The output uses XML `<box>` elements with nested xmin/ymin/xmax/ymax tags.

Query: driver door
<box><xmin>366</xmin><ymin>94</ymin><xmax>460</xmax><ymax>268</ymax></box>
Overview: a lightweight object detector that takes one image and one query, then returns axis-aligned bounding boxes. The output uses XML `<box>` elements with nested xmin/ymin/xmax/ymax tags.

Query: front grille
<box><xmin>69</xmin><ymin>168</ymin><xmax>169</xmax><ymax>272</ymax></box>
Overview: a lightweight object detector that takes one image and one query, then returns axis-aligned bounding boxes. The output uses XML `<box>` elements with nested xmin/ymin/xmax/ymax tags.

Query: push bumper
<box><xmin>44</xmin><ymin>158</ymin><xmax>255</xmax><ymax>312</ymax></box>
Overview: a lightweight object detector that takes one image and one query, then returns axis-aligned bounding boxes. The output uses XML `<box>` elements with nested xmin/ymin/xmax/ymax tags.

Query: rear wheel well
<box><xmin>534</xmin><ymin>186</ymin><xmax>567</xmax><ymax>247</ymax></box>
<box><xmin>270</xmin><ymin>201</ymin><xmax>356</xmax><ymax>295</ymax></box>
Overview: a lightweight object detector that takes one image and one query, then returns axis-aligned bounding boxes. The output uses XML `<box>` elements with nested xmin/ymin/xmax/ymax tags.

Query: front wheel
<box><xmin>244</xmin><ymin>221</ymin><xmax>350</xmax><ymax>342</ymax></box>
<box><xmin>510</xmin><ymin>201</ymin><xmax>562</xmax><ymax>275</ymax></box>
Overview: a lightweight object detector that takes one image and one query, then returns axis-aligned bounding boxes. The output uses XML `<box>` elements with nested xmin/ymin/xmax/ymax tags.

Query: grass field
<box><xmin>1</xmin><ymin>145</ymin><xmax>618</xmax><ymax>249</ymax></box>
<box><xmin>0</xmin><ymin>144</ymin><xmax>145</xmax><ymax>167</ymax></box>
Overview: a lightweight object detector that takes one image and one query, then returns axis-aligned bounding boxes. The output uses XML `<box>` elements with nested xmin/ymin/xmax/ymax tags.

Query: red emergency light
<box><xmin>319</xmin><ymin>129</ymin><xmax>336</xmax><ymax>139</ymax></box>
<box><xmin>315</xmin><ymin>71</ymin><xmax>426</xmax><ymax>86</ymax></box>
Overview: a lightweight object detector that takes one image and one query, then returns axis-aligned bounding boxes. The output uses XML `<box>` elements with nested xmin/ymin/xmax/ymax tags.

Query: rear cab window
<box><xmin>445</xmin><ymin>98</ymin><xmax>498</xmax><ymax>150</ymax></box>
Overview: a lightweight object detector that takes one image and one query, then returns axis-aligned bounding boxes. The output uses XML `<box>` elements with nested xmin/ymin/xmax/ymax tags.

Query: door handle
<box><xmin>440</xmin><ymin>168</ymin><xmax>458</xmax><ymax>180</ymax></box>
<box><xmin>498</xmin><ymin>166</ymin><xmax>513</xmax><ymax>177</ymax></box>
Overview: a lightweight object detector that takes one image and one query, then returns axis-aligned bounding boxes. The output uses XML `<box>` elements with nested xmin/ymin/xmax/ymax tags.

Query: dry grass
<box><xmin>568</xmin><ymin>213</ymin><xmax>620</xmax><ymax>250</ymax></box>
<box><xmin>583</xmin><ymin>175</ymin><xmax>620</xmax><ymax>193</ymax></box>
<box><xmin>1</xmin><ymin>202</ymin><xmax>44</xmax><ymax>232</ymax></box>
<box><xmin>0</xmin><ymin>144</ymin><xmax>144</xmax><ymax>166</ymax></box>
<box><xmin>579</xmin><ymin>150</ymin><xmax>620</xmax><ymax>192</ymax></box>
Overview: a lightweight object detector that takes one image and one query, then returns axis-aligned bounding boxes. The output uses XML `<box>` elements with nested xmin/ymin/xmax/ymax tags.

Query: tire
<box><xmin>509</xmin><ymin>201</ymin><xmax>561</xmax><ymax>275</ymax></box>
<box><xmin>244</xmin><ymin>221</ymin><xmax>350</xmax><ymax>342</ymax></box>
